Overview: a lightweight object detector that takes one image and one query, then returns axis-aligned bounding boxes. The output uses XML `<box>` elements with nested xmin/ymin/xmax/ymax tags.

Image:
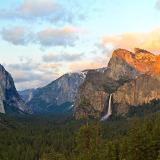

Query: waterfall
<box><xmin>101</xmin><ymin>94</ymin><xmax>112</xmax><ymax>121</ymax></box>
<box><xmin>0</xmin><ymin>100</ymin><xmax>5</xmax><ymax>114</ymax></box>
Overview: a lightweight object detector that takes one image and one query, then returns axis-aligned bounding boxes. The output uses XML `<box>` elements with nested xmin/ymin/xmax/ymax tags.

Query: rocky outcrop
<box><xmin>75</xmin><ymin>49</ymin><xmax>140</xmax><ymax>119</ymax></box>
<box><xmin>113</xmin><ymin>48</ymin><xmax>160</xmax><ymax>75</ymax></box>
<box><xmin>113</xmin><ymin>74</ymin><xmax>160</xmax><ymax>115</ymax></box>
<box><xmin>74</xmin><ymin>69</ymin><xmax>109</xmax><ymax>118</ymax></box>
<box><xmin>75</xmin><ymin>48</ymin><xmax>160</xmax><ymax>119</ymax></box>
<box><xmin>25</xmin><ymin>72</ymin><xmax>87</xmax><ymax>113</ymax></box>
<box><xmin>0</xmin><ymin>64</ymin><xmax>31</xmax><ymax>114</ymax></box>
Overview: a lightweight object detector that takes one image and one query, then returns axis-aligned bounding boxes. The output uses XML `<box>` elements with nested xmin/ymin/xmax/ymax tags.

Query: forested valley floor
<box><xmin>0</xmin><ymin>103</ymin><xmax>160</xmax><ymax>160</ymax></box>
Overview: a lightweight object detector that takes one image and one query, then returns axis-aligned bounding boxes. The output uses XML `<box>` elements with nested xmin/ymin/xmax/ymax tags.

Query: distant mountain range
<box><xmin>19</xmin><ymin>71</ymin><xmax>88</xmax><ymax>115</ymax></box>
<box><xmin>1</xmin><ymin>48</ymin><xmax>160</xmax><ymax>119</ymax></box>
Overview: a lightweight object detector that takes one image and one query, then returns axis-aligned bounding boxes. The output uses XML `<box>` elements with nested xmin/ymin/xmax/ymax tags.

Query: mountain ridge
<box><xmin>2</xmin><ymin>48</ymin><xmax>160</xmax><ymax>118</ymax></box>
<box><xmin>113</xmin><ymin>48</ymin><xmax>160</xmax><ymax>75</ymax></box>
<box><xmin>22</xmin><ymin>71</ymin><xmax>88</xmax><ymax>114</ymax></box>
<box><xmin>75</xmin><ymin>48</ymin><xmax>160</xmax><ymax>119</ymax></box>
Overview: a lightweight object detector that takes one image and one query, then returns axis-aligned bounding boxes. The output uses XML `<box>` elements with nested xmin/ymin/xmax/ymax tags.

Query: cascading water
<box><xmin>0</xmin><ymin>100</ymin><xmax>5</xmax><ymax>114</ymax></box>
<box><xmin>101</xmin><ymin>94</ymin><xmax>112</xmax><ymax>121</ymax></box>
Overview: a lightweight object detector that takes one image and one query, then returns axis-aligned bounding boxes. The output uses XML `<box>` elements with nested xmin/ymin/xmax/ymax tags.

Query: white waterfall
<box><xmin>0</xmin><ymin>100</ymin><xmax>5</xmax><ymax>114</ymax></box>
<box><xmin>100</xmin><ymin>94</ymin><xmax>112</xmax><ymax>121</ymax></box>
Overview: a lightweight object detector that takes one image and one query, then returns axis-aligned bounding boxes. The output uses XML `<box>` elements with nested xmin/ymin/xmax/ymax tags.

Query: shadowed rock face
<box><xmin>0</xmin><ymin>64</ymin><xmax>31</xmax><ymax>114</ymax></box>
<box><xmin>0</xmin><ymin>85</ymin><xmax>5</xmax><ymax>113</ymax></box>
<box><xmin>113</xmin><ymin>75</ymin><xmax>160</xmax><ymax>115</ymax></box>
<box><xmin>75</xmin><ymin>48</ymin><xmax>160</xmax><ymax>119</ymax></box>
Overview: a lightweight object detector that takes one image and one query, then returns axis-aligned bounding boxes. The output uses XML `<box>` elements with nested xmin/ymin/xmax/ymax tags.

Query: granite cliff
<box><xmin>75</xmin><ymin>48</ymin><xmax>160</xmax><ymax>119</ymax></box>
<box><xmin>0</xmin><ymin>64</ymin><xmax>31</xmax><ymax>114</ymax></box>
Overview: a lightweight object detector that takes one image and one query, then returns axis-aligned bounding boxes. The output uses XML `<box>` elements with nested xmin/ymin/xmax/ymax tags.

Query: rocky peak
<box><xmin>112</xmin><ymin>48</ymin><xmax>135</xmax><ymax>65</ymax></box>
<box><xmin>24</xmin><ymin>71</ymin><xmax>88</xmax><ymax>113</ymax></box>
<box><xmin>111</xmin><ymin>48</ymin><xmax>160</xmax><ymax>75</ymax></box>
<box><xmin>75</xmin><ymin>48</ymin><xmax>160</xmax><ymax>119</ymax></box>
<box><xmin>0</xmin><ymin>64</ymin><xmax>5</xmax><ymax>70</ymax></box>
<box><xmin>134</xmin><ymin>48</ymin><xmax>152</xmax><ymax>54</ymax></box>
<box><xmin>112</xmin><ymin>48</ymin><xmax>134</xmax><ymax>59</ymax></box>
<box><xmin>134</xmin><ymin>48</ymin><xmax>156</xmax><ymax>62</ymax></box>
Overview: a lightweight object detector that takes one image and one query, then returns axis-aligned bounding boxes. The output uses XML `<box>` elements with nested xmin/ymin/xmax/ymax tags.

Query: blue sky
<box><xmin>0</xmin><ymin>0</ymin><xmax>160</xmax><ymax>90</ymax></box>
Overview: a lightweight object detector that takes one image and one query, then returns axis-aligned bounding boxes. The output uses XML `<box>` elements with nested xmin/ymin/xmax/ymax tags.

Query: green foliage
<box><xmin>0</xmin><ymin>111</ymin><xmax>160</xmax><ymax>160</ymax></box>
<box><xmin>40</xmin><ymin>149</ymin><xmax>66</xmax><ymax>160</ymax></box>
<box><xmin>75</xmin><ymin>123</ymin><xmax>104</xmax><ymax>160</ymax></box>
<box><xmin>157</xmin><ymin>152</ymin><xmax>160</xmax><ymax>160</ymax></box>
<box><xmin>128</xmin><ymin>99</ymin><xmax>160</xmax><ymax>117</ymax></box>
<box><xmin>117</xmin><ymin>75</ymin><xmax>131</xmax><ymax>85</ymax></box>
<box><xmin>103</xmin><ymin>83</ymin><xmax>118</xmax><ymax>93</ymax></box>
<box><xmin>103</xmin><ymin>76</ymin><xmax>131</xmax><ymax>93</ymax></box>
<box><xmin>79</xmin><ymin>97</ymin><xmax>91</xmax><ymax>108</ymax></box>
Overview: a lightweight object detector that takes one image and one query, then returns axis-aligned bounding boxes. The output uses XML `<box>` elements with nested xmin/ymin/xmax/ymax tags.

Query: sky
<box><xmin>0</xmin><ymin>0</ymin><xmax>160</xmax><ymax>90</ymax></box>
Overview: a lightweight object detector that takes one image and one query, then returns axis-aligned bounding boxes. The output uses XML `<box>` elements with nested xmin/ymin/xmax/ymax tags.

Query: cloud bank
<box><xmin>101</xmin><ymin>28</ymin><xmax>160</xmax><ymax>52</ymax></box>
<box><xmin>155</xmin><ymin>0</ymin><xmax>160</xmax><ymax>9</ymax></box>
<box><xmin>37</xmin><ymin>26</ymin><xmax>78</xmax><ymax>47</ymax></box>
<box><xmin>6</xmin><ymin>59</ymin><xmax>61</xmax><ymax>90</ymax></box>
<box><xmin>42</xmin><ymin>52</ymin><xmax>83</xmax><ymax>62</ymax></box>
<box><xmin>0</xmin><ymin>0</ymin><xmax>73</xmax><ymax>23</ymax></box>
<box><xmin>1</xmin><ymin>26</ymin><xmax>78</xmax><ymax>47</ymax></box>
<box><xmin>1</xmin><ymin>27</ymin><xmax>33</xmax><ymax>45</ymax></box>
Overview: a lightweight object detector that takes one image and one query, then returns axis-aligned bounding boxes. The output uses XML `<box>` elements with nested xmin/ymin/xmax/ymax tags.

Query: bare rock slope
<box><xmin>0</xmin><ymin>64</ymin><xmax>31</xmax><ymax>114</ymax></box>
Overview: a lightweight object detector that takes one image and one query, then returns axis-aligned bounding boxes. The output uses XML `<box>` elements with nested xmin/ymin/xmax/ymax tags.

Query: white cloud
<box><xmin>1</xmin><ymin>27</ymin><xmax>33</xmax><ymax>45</ymax></box>
<box><xmin>0</xmin><ymin>0</ymin><xmax>73</xmax><ymax>23</ymax></box>
<box><xmin>42</xmin><ymin>52</ymin><xmax>83</xmax><ymax>62</ymax></box>
<box><xmin>1</xmin><ymin>26</ymin><xmax>79</xmax><ymax>47</ymax></box>
<box><xmin>100</xmin><ymin>28</ymin><xmax>160</xmax><ymax>52</ymax></box>
<box><xmin>155</xmin><ymin>0</ymin><xmax>160</xmax><ymax>9</ymax></box>
<box><xmin>5</xmin><ymin>59</ymin><xmax>61</xmax><ymax>90</ymax></box>
<box><xmin>37</xmin><ymin>26</ymin><xmax>78</xmax><ymax>47</ymax></box>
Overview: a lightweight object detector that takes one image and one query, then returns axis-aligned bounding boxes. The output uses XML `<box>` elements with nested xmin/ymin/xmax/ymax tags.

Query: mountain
<box><xmin>75</xmin><ymin>48</ymin><xmax>160</xmax><ymax>119</ymax></box>
<box><xmin>113</xmin><ymin>74</ymin><xmax>160</xmax><ymax>115</ymax></box>
<box><xmin>0</xmin><ymin>64</ymin><xmax>31</xmax><ymax>114</ymax></box>
<box><xmin>22</xmin><ymin>71</ymin><xmax>88</xmax><ymax>114</ymax></box>
<box><xmin>19</xmin><ymin>89</ymin><xmax>35</xmax><ymax>103</ymax></box>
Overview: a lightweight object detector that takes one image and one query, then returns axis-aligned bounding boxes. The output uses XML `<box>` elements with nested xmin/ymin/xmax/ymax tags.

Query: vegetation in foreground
<box><xmin>0</xmin><ymin>104</ymin><xmax>160</xmax><ymax>160</ymax></box>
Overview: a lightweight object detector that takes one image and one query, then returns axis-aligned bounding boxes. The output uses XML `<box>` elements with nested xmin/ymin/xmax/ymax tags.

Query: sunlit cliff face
<box><xmin>113</xmin><ymin>48</ymin><xmax>160</xmax><ymax>75</ymax></box>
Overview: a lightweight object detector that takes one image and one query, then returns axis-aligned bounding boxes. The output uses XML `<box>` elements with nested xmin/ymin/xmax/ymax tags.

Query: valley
<box><xmin>1</xmin><ymin>1</ymin><xmax>160</xmax><ymax>159</ymax></box>
<box><xmin>0</xmin><ymin>48</ymin><xmax>160</xmax><ymax>159</ymax></box>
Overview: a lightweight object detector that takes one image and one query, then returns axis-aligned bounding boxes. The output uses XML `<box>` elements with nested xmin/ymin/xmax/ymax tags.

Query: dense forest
<box><xmin>0</xmin><ymin>102</ymin><xmax>160</xmax><ymax>160</ymax></box>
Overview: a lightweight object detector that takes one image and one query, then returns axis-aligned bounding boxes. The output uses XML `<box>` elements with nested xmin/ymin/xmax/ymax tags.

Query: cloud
<box><xmin>69</xmin><ymin>60</ymin><xmax>106</xmax><ymax>72</ymax></box>
<box><xmin>7</xmin><ymin>64</ymin><xmax>42</xmax><ymax>84</ymax></box>
<box><xmin>5</xmin><ymin>51</ymin><xmax>108</xmax><ymax>90</ymax></box>
<box><xmin>8</xmin><ymin>61</ymin><xmax>37</xmax><ymax>71</ymax></box>
<box><xmin>1</xmin><ymin>26</ymin><xmax>78</xmax><ymax>47</ymax></box>
<box><xmin>101</xmin><ymin>28</ymin><xmax>160</xmax><ymax>52</ymax></box>
<box><xmin>1</xmin><ymin>27</ymin><xmax>33</xmax><ymax>45</ymax></box>
<box><xmin>9</xmin><ymin>70</ymin><xmax>42</xmax><ymax>83</ymax></box>
<box><xmin>42</xmin><ymin>52</ymin><xmax>83</xmax><ymax>62</ymax></box>
<box><xmin>0</xmin><ymin>0</ymin><xmax>73</xmax><ymax>23</ymax></box>
<box><xmin>5</xmin><ymin>48</ymin><xmax>109</xmax><ymax>90</ymax></box>
<box><xmin>155</xmin><ymin>0</ymin><xmax>160</xmax><ymax>9</ymax></box>
<box><xmin>37</xmin><ymin>26</ymin><xmax>78</xmax><ymax>47</ymax></box>
<box><xmin>5</xmin><ymin>59</ymin><xmax>61</xmax><ymax>90</ymax></box>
